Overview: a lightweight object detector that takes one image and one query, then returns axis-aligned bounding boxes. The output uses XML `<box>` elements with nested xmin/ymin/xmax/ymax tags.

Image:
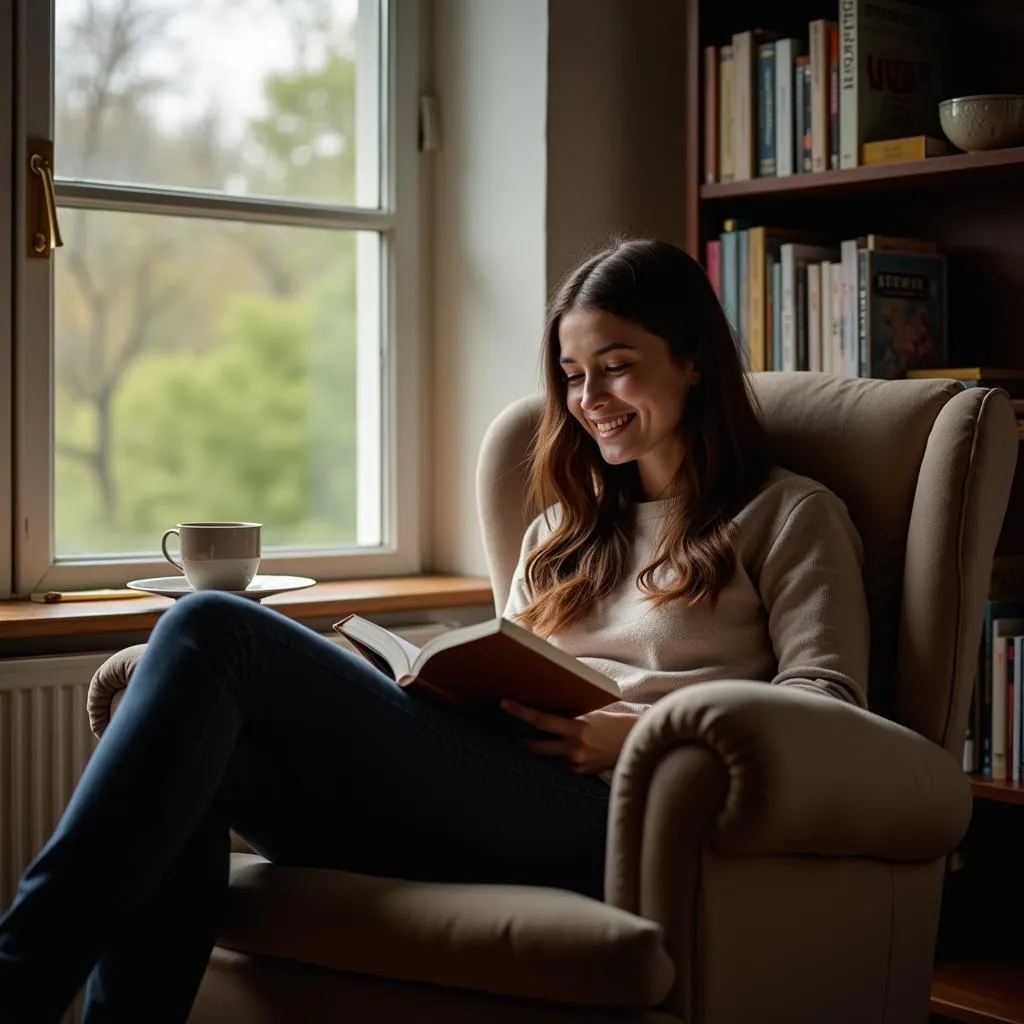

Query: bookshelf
<box><xmin>682</xmin><ymin>1</ymin><xmax>1024</xmax><ymax>1022</ymax></box>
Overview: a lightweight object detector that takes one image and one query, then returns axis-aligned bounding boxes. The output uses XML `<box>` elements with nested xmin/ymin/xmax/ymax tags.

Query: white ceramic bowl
<box><xmin>938</xmin><ymin>94</ymin><xmax>1024</xmax><ymax>152</ymax></box>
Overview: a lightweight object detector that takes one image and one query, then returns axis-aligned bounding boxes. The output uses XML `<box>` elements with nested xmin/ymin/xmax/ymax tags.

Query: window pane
<box><xmin>54</xmin><ymin>0</ymin><xmax>381</xmax><ymax>207</ymax></box>
<box><xmin>53</xmin><ymin>210</ymin><xmax>382</xmax><ymax>559</ymax></box>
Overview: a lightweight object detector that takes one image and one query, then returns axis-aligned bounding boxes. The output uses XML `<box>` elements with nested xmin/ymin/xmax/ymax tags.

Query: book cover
<box><xmin>757</xmin><ymin>40</ymin><xmax>777</xmax><ymax>176</ymax></box>
<box><xmin>704</xmin><ymin>44</ymin><xmax>719</xmax><ymax>184</ymax></box>
<box><xmin>858</xmin><ymin>249</ymin><xmax>947</xmax><ymax>378</ymax></box>
<box><xmin>334</xmin><ymin>614</ymin><xmax>621</xmax><ymax>717</ymax></box>
<box><xmin>839</xmin><ymin>0</ymin><xmax>946</xmax><ymax>170</ymax></box>
<box><xmin>861</xmin><ymin>134</ymin><xmax>950</xmax><ymax>165</ymax></box>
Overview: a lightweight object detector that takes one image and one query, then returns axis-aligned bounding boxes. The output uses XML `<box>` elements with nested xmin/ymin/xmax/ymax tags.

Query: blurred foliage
<box><xmin>52</xmin><ymin>0</ymin><xmax>370</xmax><ymax>558</ymax></box>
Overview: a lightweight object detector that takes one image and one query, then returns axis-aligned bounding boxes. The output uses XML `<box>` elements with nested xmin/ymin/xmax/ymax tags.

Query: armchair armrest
<box><xmin>606</xmin><ymin>680</ymin><xmax>970</xmax><ymax>910</ymax></box>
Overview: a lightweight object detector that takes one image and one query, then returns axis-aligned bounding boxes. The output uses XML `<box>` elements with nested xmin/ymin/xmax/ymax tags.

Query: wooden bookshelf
<box><xmin>684</xmin><ymin>2</ymin><xmax>1024</xmax><ymax>1022</ymax></box>
<box><xmin>932</xmin><ymin>961</ymin><xmax>1024</xmax><ymax>1024</ymax></box>
<box><xmin>970</xmin><ymin>775</ymin><xmax>1024</xmax><ymax>807</ymax></box>
<box><xmin>701</xmin><ymin>146</ymin><xmax>1024</xmax><ymax>200</ymax></box>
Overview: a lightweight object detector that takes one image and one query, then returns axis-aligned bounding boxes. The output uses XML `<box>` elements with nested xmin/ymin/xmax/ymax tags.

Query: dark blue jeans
<box><xmin>0</xmin><ymin>592</ymin><xmax>610</xmax><ymax>1023</ymax></box>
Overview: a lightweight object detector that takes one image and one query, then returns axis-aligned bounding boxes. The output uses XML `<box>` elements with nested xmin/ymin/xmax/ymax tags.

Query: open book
<box><xmin>332</xmin><ymin>615</ymin><xmax>621</xmax><ymax>716</ymax></box>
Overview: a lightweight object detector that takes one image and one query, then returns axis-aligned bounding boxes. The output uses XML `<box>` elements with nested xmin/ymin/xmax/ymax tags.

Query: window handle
<box><xmin>27</xmin><ymin>139</ymin><xmax>63</xmax><ymax>257</ymax></box>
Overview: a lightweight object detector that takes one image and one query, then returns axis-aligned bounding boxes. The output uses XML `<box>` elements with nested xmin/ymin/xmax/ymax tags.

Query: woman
<box><xmin>0</xmin><ymin>238</ymin><xmax>869</xmax><ymax>1023</ymax></box>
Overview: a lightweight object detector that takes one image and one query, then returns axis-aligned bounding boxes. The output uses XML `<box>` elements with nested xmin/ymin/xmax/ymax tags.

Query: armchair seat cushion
<box><xmin>219</xmin><ymin>854</ymin><xmax>675</xmax><ymax>1010</ymax></box>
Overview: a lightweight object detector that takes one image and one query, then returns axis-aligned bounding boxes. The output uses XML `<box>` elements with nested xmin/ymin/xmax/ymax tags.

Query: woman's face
<box><xmin>558</xmin><ymin>307</ymin><xmax>699</xmax><ymax>500</ymax></box>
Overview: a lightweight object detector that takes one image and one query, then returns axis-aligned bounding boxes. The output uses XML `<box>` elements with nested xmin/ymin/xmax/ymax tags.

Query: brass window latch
<box><xmin>27</xmin><ymin>138</ymin><xmax>64</xmax><ymax>258</ymax></box>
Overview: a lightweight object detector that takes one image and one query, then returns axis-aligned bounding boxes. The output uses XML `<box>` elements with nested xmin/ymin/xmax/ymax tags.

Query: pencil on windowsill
<box><xmin>29</xmin><ymin>589</ymin><xmax>142</xmax><ymax>604</ymax></box>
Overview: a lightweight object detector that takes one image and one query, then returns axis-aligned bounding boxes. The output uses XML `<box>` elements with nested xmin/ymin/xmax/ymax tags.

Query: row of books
<box><xmin>965</xmin><ymin>566</ymin><xmax>1024</xmax><ymax>781</ymax></box>
<box><xmin>704</xmin><ymin>0</ymin><xmax>946</xmax><ymax>183</ymax></box>
<box><xmin>705</xmin><ymin>225</ymin><xmax>946</xmax><ymax>378</ymax></box>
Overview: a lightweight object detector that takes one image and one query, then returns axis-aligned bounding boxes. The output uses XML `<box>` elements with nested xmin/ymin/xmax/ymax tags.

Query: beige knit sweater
<box><xmin>503</xmin><ymin>467</ymin><xmax>870</xmax><ymax>716</ymax></box>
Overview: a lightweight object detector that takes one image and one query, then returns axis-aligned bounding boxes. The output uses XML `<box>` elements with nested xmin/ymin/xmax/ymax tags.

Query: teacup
<box><xmin>160</xmin><ymin>522</ymin><xmax>262</xmax><ymax>591</ymax></box>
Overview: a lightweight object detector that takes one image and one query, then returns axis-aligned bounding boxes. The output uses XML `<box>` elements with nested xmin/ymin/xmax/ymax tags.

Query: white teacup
<box><xmin>160</xmin><ymin>522</ymin><xmax>262</xmax><ymax>592</ymax></box>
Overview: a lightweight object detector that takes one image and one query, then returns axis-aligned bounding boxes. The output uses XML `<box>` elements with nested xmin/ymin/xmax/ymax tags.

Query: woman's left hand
<box><xmin>499</xmin><ymin>699</ymin><xmax>642</xmax><ymax>774</ymax></box>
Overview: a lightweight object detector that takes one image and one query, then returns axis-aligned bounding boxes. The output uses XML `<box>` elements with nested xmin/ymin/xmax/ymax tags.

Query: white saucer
<box><xmin>126</xmin><ymin>574</ymin><xmax>317</xmax><ymax>602</ymax></box>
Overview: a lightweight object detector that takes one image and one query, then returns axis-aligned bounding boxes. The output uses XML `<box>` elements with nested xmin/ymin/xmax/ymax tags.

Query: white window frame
<box><xmin>11</xmin><ymin>0</ymin><xmax>423</xmax><ymax>597</ymax></box>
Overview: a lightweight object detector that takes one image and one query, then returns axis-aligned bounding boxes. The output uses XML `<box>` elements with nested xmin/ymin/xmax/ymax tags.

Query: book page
<box><xmin>333</xmin><ymin>615</ymin><xmax>421</xmax><ymax>680</ymax></box>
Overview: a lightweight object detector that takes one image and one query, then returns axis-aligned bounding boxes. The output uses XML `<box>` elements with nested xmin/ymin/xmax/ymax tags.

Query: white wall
<box><xmin>428</xmin><ymin>0</ymin><xmax>550</xmax><ymax>576</ymax></box>
<box><xmin>426</xmin><ymin>0</ymin><xmax>691</xmax><ymax>576</ymax></box>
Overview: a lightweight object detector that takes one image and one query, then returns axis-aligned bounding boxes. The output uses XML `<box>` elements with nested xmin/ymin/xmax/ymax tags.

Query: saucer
<box><xmin>126</xmin><ymin>575</ymin><xmax>317</xmax><ymax>602</ymax></box>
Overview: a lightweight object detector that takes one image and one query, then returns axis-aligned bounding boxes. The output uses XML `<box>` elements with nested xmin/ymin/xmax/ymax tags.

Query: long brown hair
<box><xmin>516</xmin><ymin>238</ymin><xmax>771</xmax><ymax>638</ymax></box>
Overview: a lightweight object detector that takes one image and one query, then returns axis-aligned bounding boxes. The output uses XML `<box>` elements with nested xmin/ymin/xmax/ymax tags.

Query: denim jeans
<box><xmin>0</xmin><ymin>591</ymin><xmax>610</xmax><ymax>1023</ymax></box>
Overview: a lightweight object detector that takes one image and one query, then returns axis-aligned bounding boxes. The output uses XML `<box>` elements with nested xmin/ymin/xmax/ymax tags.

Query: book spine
<box><xmin>721</xmin><ymin>228</ymin><xmax>739</xmax><ymax>335</ymax></box>
<box><xmin>841</xmin><ymin>239</ymin><xmax>859</xmax><ymax>377</ymax></box>
<box><xmin>794</xmin><ymin>60</ymin><xmax>807</xmax><ymax>174</ymax></box>
<box><xmin>1014</xmin><ymin>636</ymin><xmax>1023</xmax><ymax>782</ymax></box>
<box><xmin>732</xmin><ymin>31</ymin><xmax>755</xmax><ymax>181</ymax></box>
<box><xmin>772</xmin><ymin>260</ymin><xmax>783</xmax><ymax>372</ymax></box>
<box><xmin>780</xmin><ymin>245</ymin><xmax>796</xmax><ymax>371</ymax></box>
<box><xmin>706</xmin><ymin>239</ymin><xmax>722</xmax><ymax>298</ymax></box>
<box><xmin>829</xmin><ymin>26</ymin><xmax>840</xmax><ymax>169</ymax></box>
<box><xmin>757</xmin><ymin>42</ymin><xmax>777</xmax><ymax>176</ymax></box>
<box><xmin>738</xmin><ymin>229</ymin><xmax>750</xmax><ymax>362</ymax></box>
<box><xmin>839</xmin><ymin>0</ymin><xmax>859</xmax><ymax>169</ymax></box>
<box><xmin>808</xmin><ymin>262</ymin><xmax>822</xmax><ymax>371</ymax></box>
<box><xmin>830</xmin><ymin>263</ymin><xmax>843</xmax><ymax>376</ymax></box>
<box><xmin>820</xmin><ymin>260</ymin><xmax>832</xmax><ymax>374</ymax></box>
<box><xmin>748</xmin><ymin>228</ymin><xmax>767</xmax><ymax>371</ymax></box>
<box><xmin>775</xmin><ymin>39</ymin><xmax>795</xmax><ymax>177</ymax></box>
<box><xmin>993</xmin><ymin>634</ymin><xmax>1008</xmax><ymax>780</ymax></box>
<box><xmin>704</xmin><ymin>45</ymin><xmax>719</xmax><ymax>184</ymax></box>
<box><xmin>765</xmin><ymin>252</ymin><xmax>776</xmax><ymax>370</ymax></box>
<box><xmin>719</xmin><ymin>45</ymin><xmax>736</xmax><ymax>182</ymax></box>
<box><xmin>858</xmin><ymin>247</ymin><xmax>869</xmax><ymax>377</ymax></box>
<box><xmin>801</xmin><ymin>62</ymin><xmax>813</xmax><ymax>172</ymax></box>
<box><xmin>796</xmin><ymin>259</ymin><xmax>808</xmax><ymax>370</ymax></box>
<box><xmin>809</xmin><ymin>20</ymin><xmax>835</xmax><ymax>173</ymax></box>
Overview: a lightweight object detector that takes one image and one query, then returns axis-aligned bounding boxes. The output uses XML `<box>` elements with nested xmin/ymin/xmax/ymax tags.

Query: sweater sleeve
<box><xmin>758</xmin><ymin>489</ymin><xmax>870</xmax><ymax>708</ymax></box>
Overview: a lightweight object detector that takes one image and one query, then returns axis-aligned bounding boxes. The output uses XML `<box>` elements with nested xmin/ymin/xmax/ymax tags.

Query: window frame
<box><xmin>0</xmin><ymin>0</ymin><xmax>13</xmax><ymax>601</ymax></box>
<box><xmin>10</xmin><ymin>0</ymin><xmax>423</xmax><ymax>597</ymax></box>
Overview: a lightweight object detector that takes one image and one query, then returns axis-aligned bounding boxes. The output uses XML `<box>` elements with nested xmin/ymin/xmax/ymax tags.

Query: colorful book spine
<box><xmin>809</xmin><ymin>19</ymin><xmax>836</xmax><ymax>173</ymax></box>
<box><xmin>720</xmin><ymin>224</ymin><xmax>740</xmax><ymax>338</ymax></box>
<box><xmin>757</xmin><ymin>40</ymin><xmax>777</xmax><ymax>176</ymax></box>
<box><xmin>719</xmin><ymin>45</ymin><xmax>736</xmax><ymax>183</ymax></box>
<box><xmin>799</xmin><ymin>58</ymin><xmax>812</xmax><ymax>172</ymax></box>
<box><xmin>704</xmin><ymin>45</ymin><xmax>719</xmax><ymax>184</ymax></box>
<box><xmin>706</xmin><ymin>239</ymin><xmax>722</xmax><ymax>298</ymax></box>
<box><xmin>738</xmin><ymin>229</ymin><xmax>750</xmax><ymax>361</ymax></box>
<box><xmin>794</xmin><ymin>56</ymin><xmax>809</xmax><ymax>173</ymax></box>
<box><xmin>828</xmin><ymin>25</ymin><xmax>840</xmax><ymax>169</ymax></box>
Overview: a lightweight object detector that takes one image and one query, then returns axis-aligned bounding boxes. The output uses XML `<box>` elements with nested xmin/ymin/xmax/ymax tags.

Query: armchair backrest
<box><xmin>476</xmin><ymin>373</ymin><xmax>1018</xmax><ymax>757</ymax></box>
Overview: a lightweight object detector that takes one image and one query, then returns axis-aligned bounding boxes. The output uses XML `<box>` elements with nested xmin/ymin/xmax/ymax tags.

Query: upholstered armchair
<box><xmin>88</xmin><ymin>372</ymin><xmax>1017</xmax><ymax>1024</ymax></box>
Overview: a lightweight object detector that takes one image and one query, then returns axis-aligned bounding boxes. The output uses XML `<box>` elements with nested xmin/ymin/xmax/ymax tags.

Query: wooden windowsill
<box><xmin>0</xmin><ymin>575</ymin><xmax>494</xmax><ymax>641</ymax></box>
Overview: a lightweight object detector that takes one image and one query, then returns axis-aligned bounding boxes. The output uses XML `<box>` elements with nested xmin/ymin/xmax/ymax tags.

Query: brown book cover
<box><xmin>333</xmin><ymin>614</ymin><xmax>621</xmax><ymax>716</ymax></box>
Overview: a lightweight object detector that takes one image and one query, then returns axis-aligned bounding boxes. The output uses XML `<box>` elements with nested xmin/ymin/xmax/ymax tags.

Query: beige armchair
<box><xmin>88</xmin><ymin>372</ymin><xmax>1018</xmax><ymax>1024</ymax></box>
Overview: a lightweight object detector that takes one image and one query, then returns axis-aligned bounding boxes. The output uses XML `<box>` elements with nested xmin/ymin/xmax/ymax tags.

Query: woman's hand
<box><xmin>499</xmin><ymin>699</ymin><xmax>642</xmax><ymax>774</ymax></box>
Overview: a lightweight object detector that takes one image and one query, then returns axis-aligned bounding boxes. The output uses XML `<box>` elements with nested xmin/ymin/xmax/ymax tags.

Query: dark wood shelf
<box><xmin>700</xmin><ymin>146</ymin><xmax>1024</xmax><ymax>201</ymax></box>
<box><xmin>969</xmin><ymin>776</ymin><xmax>1024</xmax><ymax>806</ymax></box>
<box><xmin>932</xmin><ymin>960</ymin><xmax>1024</xmax><ymax>1024</ymax></box>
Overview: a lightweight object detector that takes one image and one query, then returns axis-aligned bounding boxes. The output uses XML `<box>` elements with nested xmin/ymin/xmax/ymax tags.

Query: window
<box><xmin>6</xmin><ymin>0</ymin><xmax>422</xmax><ymax>597</ymax></box>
